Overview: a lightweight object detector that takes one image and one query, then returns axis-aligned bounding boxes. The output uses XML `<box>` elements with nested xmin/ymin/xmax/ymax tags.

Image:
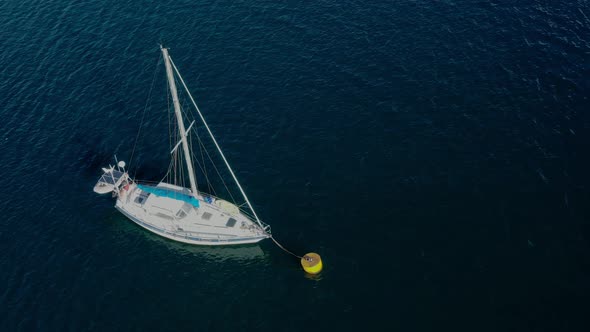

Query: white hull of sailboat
<box><xmin>117</xmin><ymin>206</ymin><xmax>268</xmax><ymax>245</ymax></box>
<box><xmin>114</xmin><ymin>182</ymin><xmax>269</xmax><ymax>246</ymax></box>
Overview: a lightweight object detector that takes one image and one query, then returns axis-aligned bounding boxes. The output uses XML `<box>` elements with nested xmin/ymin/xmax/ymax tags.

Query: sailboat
<box><xmin>93</xmin><ymin>46</ymin><xmax>271</xmax><ymax>245</ymax></box>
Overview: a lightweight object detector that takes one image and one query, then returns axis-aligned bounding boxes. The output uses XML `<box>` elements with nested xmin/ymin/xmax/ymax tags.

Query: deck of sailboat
<box><xmin>115</xmin><ymin>182</ymin><xmax>269</xmax><ymax>245</ymax></box>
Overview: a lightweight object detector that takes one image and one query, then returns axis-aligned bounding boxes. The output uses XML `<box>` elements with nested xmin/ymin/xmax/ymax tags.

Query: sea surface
<box><xmin>1</xmin><ymin>0</ymin><xmax>589</xmax><ymax>331</ymax></box>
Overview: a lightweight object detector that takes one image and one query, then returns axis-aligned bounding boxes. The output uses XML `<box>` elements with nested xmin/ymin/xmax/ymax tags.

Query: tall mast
<box><xmin>161</xmin><ymin>46</ymin><xmax>199</xmax><ymax>197</ymax></box>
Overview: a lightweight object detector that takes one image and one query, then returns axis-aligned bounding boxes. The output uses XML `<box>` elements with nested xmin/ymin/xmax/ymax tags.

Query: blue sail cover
<box><xmin>137</xmin><ymin>184</ymin><xmax>200</xmax><ymax>208</ymax></box>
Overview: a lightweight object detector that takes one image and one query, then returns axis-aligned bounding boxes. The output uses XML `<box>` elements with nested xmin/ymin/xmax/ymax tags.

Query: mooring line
<box><xmin>270</xmin><ymin>236</ymin><xmax>303</xmax><ymax>259</ymax></box>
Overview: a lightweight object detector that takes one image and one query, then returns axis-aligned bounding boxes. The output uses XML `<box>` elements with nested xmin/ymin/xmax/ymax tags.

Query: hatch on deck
<box><xmin>226</xmin><ymin>218</ymin><xmax>237</xmax><ymax>227</ymax></box>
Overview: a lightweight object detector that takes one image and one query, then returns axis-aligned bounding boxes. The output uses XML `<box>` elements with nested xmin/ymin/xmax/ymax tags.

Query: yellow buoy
<box><xmin>301</xmin><ymin>253</ymin><xmax>323</xmax><ymax>274</ymax></box>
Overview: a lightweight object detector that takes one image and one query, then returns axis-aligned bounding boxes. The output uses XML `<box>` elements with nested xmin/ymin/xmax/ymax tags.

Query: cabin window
<box><xmin>176</xmin><ymin>203</ymin><xmax>192</xmax><ymax>219</ymax></box>
<box><xmin>201</xmin><ymin>212</ymin><xmax>212</xmax><ymax>220</ymax></box>
<box><xmin>135</xmin><ymin>192</ymin><xmax>150</xmax><ymax>205</ymax></box>
<box><xmin>226</xmin><ymin>218</ymin><xmax>237</xmax><ymax>227</ymax></box>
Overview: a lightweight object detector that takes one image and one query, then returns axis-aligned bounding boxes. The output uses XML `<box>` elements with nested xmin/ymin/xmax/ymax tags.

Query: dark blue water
<box><xmin>1</xmin><ymin>0</ymin><xmax>590</xmax><ymax>330</ymax></box>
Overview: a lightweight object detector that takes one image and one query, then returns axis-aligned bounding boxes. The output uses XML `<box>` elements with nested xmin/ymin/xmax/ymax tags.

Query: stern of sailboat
<box><xmin>93</xmin><ymin>165</ymin><xmax>130</xmax><ymax>195</ymax></box>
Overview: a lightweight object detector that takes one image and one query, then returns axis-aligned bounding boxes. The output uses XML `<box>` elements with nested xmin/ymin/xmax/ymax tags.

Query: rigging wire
<box><xmin>168</xmin><ymin>56</ymin><xmax>267</xmax><ymax>230</ymax></box>
<box><xmin>167</xmin><ymin>70</ymin><xmax>173</xmax><ymax>181</ymax></box>
<box><xmin>161</xmin><ymin>83</ymin><xmax>175</xmax><ymax>185</ymax></box>
<box><xmin>197</xmin><ymin>138</ymin><xmax>238</xmax><ymax>204</ymax></box>
<box><xmin>191</xmin><ymin>139</ymin><xmax>218</xmax><ymax>197</ymax></box>
<box><xmin>129</xmin><ymin>53</ymin><xmax>162</xmax><ymax>175</ymax></box>
<box><xmin>174</xmin><ymin>72</ymin><xmax>239</xmax><ymax>204</ymax></box>
<box><xmin>196</xmin><ymin>127</ymin><xmax>213</xmax><ymax>194</ymax></box>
